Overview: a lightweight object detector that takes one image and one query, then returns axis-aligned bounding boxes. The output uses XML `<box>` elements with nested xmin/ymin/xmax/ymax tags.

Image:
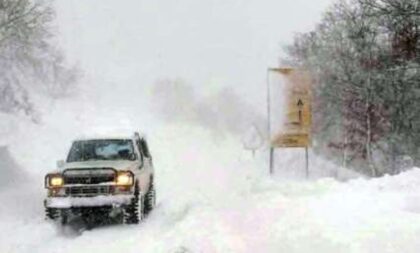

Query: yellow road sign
<box><xmin>270</xmin><ymin>68</ymin><xmax>312</xmax><ymax>148</ymax></box>
<box><xmin>271</xmin><ymin>133</ymin><xmax>310</xmax><ymax>148</ymax></box>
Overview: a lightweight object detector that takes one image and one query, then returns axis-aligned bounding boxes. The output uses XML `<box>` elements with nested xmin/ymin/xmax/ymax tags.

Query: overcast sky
<box><xmin>54</xmin><ymin>0</ymin><xmax>334</xmax><ymax>110</ymax></box>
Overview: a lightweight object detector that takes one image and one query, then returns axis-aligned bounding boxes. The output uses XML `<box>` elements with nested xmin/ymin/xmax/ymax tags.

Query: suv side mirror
<box><xmin>128</xmin><ymin>153</ymin><xmax>137</xmax><ymax>161</ymax></box>
<box><xmin>57</xmin><ymin>160</ymin><xmax>65</xmax><ymax>168</ymax></box>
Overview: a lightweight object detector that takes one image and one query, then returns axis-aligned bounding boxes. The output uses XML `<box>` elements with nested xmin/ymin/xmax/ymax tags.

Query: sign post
<box><xmin>266</xmin><ymin>68</ymin><xmax>312</xmax><ymax>177</ymax></box>
<box><xmin>305</xmin><ymin>146</ymin><xmax>309</xmax><ymax>178</ymax></box>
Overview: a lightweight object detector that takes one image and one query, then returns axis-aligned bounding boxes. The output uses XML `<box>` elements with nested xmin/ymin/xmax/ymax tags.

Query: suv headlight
<box><xmin>45</xmin><ymin>174</ymin><xmax>64</xmax><ymax>188</ymax></box>
<box><xmin>116</xmin><ymin>171</ymin><xmax>134</xmax><ymax>186</ymax></box>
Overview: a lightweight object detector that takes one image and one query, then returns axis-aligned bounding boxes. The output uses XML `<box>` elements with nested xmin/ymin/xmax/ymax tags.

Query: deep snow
<box><xmin>2</xmin><ymin>0</ymin><xmax>418</xmax><ymax>252</ymax></box>
<box><xmin>2</xmin><ymin>96</ymin><xmax>420</xmax><ymax>253</ymax></box>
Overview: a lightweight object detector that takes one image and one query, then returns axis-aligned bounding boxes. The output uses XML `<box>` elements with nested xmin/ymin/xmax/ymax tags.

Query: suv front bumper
<box><xmin>45</xmin><ymin>195</ymin><xmax>134</xmax><ymax>208</ymax></box>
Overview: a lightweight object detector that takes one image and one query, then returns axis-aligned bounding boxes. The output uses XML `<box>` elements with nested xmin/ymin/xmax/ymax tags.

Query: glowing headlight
<box><xmin>46</xmin><ymin>174</ymin><xmax>64</xmax><ymax>188</ymax></box>
<box><xmin>50</xmin><ymin>176</ymin><xmax>64</xmax><ymax>187</ymax></box>
<box><xmin>116</xmin><ymin>171</ymin><xmax>134</xmax><ymax>186</ymax></box>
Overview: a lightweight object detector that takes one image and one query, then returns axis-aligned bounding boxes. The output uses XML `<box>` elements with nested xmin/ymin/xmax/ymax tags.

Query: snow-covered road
<box><xmin>2</xmin><ymin>143</ymin><xmax>420</xmax><ymax>253</ymax></box>
<box><xmin>2</xmin><ymin>92</ymin><xmax>420</xmax><ymax>253</ymax></box>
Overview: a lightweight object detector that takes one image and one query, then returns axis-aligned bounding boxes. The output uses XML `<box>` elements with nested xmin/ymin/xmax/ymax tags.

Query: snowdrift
<box><xmin>0</xmin><ymin>75</ymin><xmax>418</xmax><ymax>253</ymax></box>
<box><xmin>2</xmin><ymin>109</ymin><xmax>420</xmax><ymax>252</ymax></box>
<box><xmin>0</xmin><ymin>146</ymin><xmax>26</xmax><ymax>189</ymax></box>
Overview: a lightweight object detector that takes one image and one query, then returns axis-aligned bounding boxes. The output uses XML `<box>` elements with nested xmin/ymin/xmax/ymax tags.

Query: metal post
<box><xmin>305</xmin><ymin>147</ymin><xmax>309</xmax><ymax>178</ymax></box>
<box><xmin>266</xmin><ymin>68</ymin><xmax>273</xmax><ymax>174</ymax></box>
<box><xmin>269</xmin><ymin>147</ymin><xmax>274</xmax><ymax>174</ymax></box>
<box><xmin>266</xmin><ymin>69</ymin><xmax>271</xmax><ymax>139</ymax></box>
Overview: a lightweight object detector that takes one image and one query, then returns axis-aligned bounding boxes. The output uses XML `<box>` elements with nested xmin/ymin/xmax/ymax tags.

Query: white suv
<box><xmin>44</xmin><ymin>132</ymin><xmax>155</xmax><ymax>225</ymax></box>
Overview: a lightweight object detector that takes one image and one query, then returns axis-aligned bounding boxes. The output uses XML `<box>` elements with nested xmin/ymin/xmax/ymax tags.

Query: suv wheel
<box><xmin>124</xmin><ymin>183</ymin><xmax>144</xmax><ymax>224</ymax></box>
<box><xmin>144</xmin><ymin>179</ymin><xmax>156</xmax><ymax>216</ymax></box>
<box><xmin>45</xmin><ymin>207</ymin><xmax>59</xmax><ymax>220</ymax></box>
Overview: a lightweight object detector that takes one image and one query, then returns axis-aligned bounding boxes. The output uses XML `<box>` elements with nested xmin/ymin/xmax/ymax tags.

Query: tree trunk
<box><xmin>366</xmin><ymin>70</ymin><xmax>377</xmax><ymax>177</ymax></box>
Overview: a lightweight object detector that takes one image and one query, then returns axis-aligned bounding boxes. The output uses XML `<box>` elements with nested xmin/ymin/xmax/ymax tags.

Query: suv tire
<box><xmin>45</xmin><ymin>207</ymin><xmax>59</xmax><ymax>220</ymax></box>
<box><xmin>124</xmin><ymin>183</ymin><xmax>144</xmax><ymax>224</ymax></box>
<box><xmin>144</xmin><ymin>179</ymin><xmax>156</xmax><ymax>216</ymax></box>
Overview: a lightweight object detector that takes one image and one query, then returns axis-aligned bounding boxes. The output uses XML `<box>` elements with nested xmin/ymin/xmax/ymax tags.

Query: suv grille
<box><xmin>63</xmin><ymin>168</ymin><xmax>117</xmax><ymax>197</ymax></box>
<box><xmin>64</xmin><ymin>174</ymin><xmax>115</xmax><ymax>185</ymax></box>
<box><xmin>65</xmin><ymin>186</ymin><xmax>114</xmax><ymax>196</ymax></box>
<box><xmin>63</xmin><ymin>168</ymin><xmax>116</xmax><ymax>185</ymax></box>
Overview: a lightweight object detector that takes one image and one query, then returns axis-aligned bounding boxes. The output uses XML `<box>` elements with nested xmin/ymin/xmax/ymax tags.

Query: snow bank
<box><xmin>271</xmin><ymin>148</ymin><xmax>362</xmax><ymax>181</ymax></box>
<box><xmin>0</xmin><ymin>146</ymin><xmax>25</xmax><ymax>188</ymax></box>
<box><xmin>0</xmin><ymin>62</ymin><xmax>418</xmax><ymax>253</ymax></box>
<box><xmin>3</xmin><ymin>110</ymin><xmax>420</xmax><ymax>252</ymax></box>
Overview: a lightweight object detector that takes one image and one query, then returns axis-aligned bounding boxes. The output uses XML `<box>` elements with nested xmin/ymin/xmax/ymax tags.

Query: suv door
<box><xmin>139</xmin><ymin>138</ymin><xmax>152</xmax><ymax>169</ymax></box>
<box><xmin>135</xmin><ymin>138</ymin><xmax>152</xmax><ymax>193</ymax></box>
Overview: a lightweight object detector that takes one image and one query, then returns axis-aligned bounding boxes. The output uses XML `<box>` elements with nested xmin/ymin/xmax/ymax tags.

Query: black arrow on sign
<box><xmin>297</xmin><ymin>99</ymin><xmax>304</xmax><ymax>124</ymax></box>
<box><xmin>297</xmin><ymin>99</ymin><xmax>304</xmax><ymax>107</ymax></box>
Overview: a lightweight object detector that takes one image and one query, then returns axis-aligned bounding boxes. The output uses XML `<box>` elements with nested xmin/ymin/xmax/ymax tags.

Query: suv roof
<box><xmin>74</xmin><ymin>131</ymin><xmax>145</xmax><ymax>142</ymax></box>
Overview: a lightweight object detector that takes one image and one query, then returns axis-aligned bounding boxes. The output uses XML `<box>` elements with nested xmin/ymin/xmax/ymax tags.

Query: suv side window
<box><xmin>135</xmin><ymin>139</ymin><xmax>144</xmax><ymax>165</ymax></box>
<box><xmin>139</xmin><ymin>139</ymin><xmax>151</xmax><ymax>158</ymax></box>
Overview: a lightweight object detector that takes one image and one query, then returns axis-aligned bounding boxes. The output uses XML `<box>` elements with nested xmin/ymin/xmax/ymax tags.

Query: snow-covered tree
<box><xmin>0</xmin><ymin>0</ymin><xmax>78</xmax><ymax>119</ymax></box>
<box><xmin>284</xmin><ymin>0</ymin><xmax>419</xmax><ymax>176</ymax></box>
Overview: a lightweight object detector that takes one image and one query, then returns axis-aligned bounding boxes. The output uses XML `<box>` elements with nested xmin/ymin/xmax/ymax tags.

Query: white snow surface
<box><xmin>1</xmin><ymin>97</ymin><xmax>420</xmax><ymax>253</ymax></box>
<box><xmin>0</xmin><ymin>0</ymin><xmax>416</xmax><ymax>247</ymax></box>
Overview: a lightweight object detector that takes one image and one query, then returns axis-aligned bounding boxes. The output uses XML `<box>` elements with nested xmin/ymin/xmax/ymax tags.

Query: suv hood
<box><xmin>61</xmin><ymin>160</ymin><xmax>138</xmax><ymax>172</ymax></box>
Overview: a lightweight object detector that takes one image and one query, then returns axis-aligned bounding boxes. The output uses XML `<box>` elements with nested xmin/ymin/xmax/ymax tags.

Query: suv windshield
<box><xmin>67</xmin><ymin>139</ymin><xmax>135</xmax><ymax>162</ymax></box>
